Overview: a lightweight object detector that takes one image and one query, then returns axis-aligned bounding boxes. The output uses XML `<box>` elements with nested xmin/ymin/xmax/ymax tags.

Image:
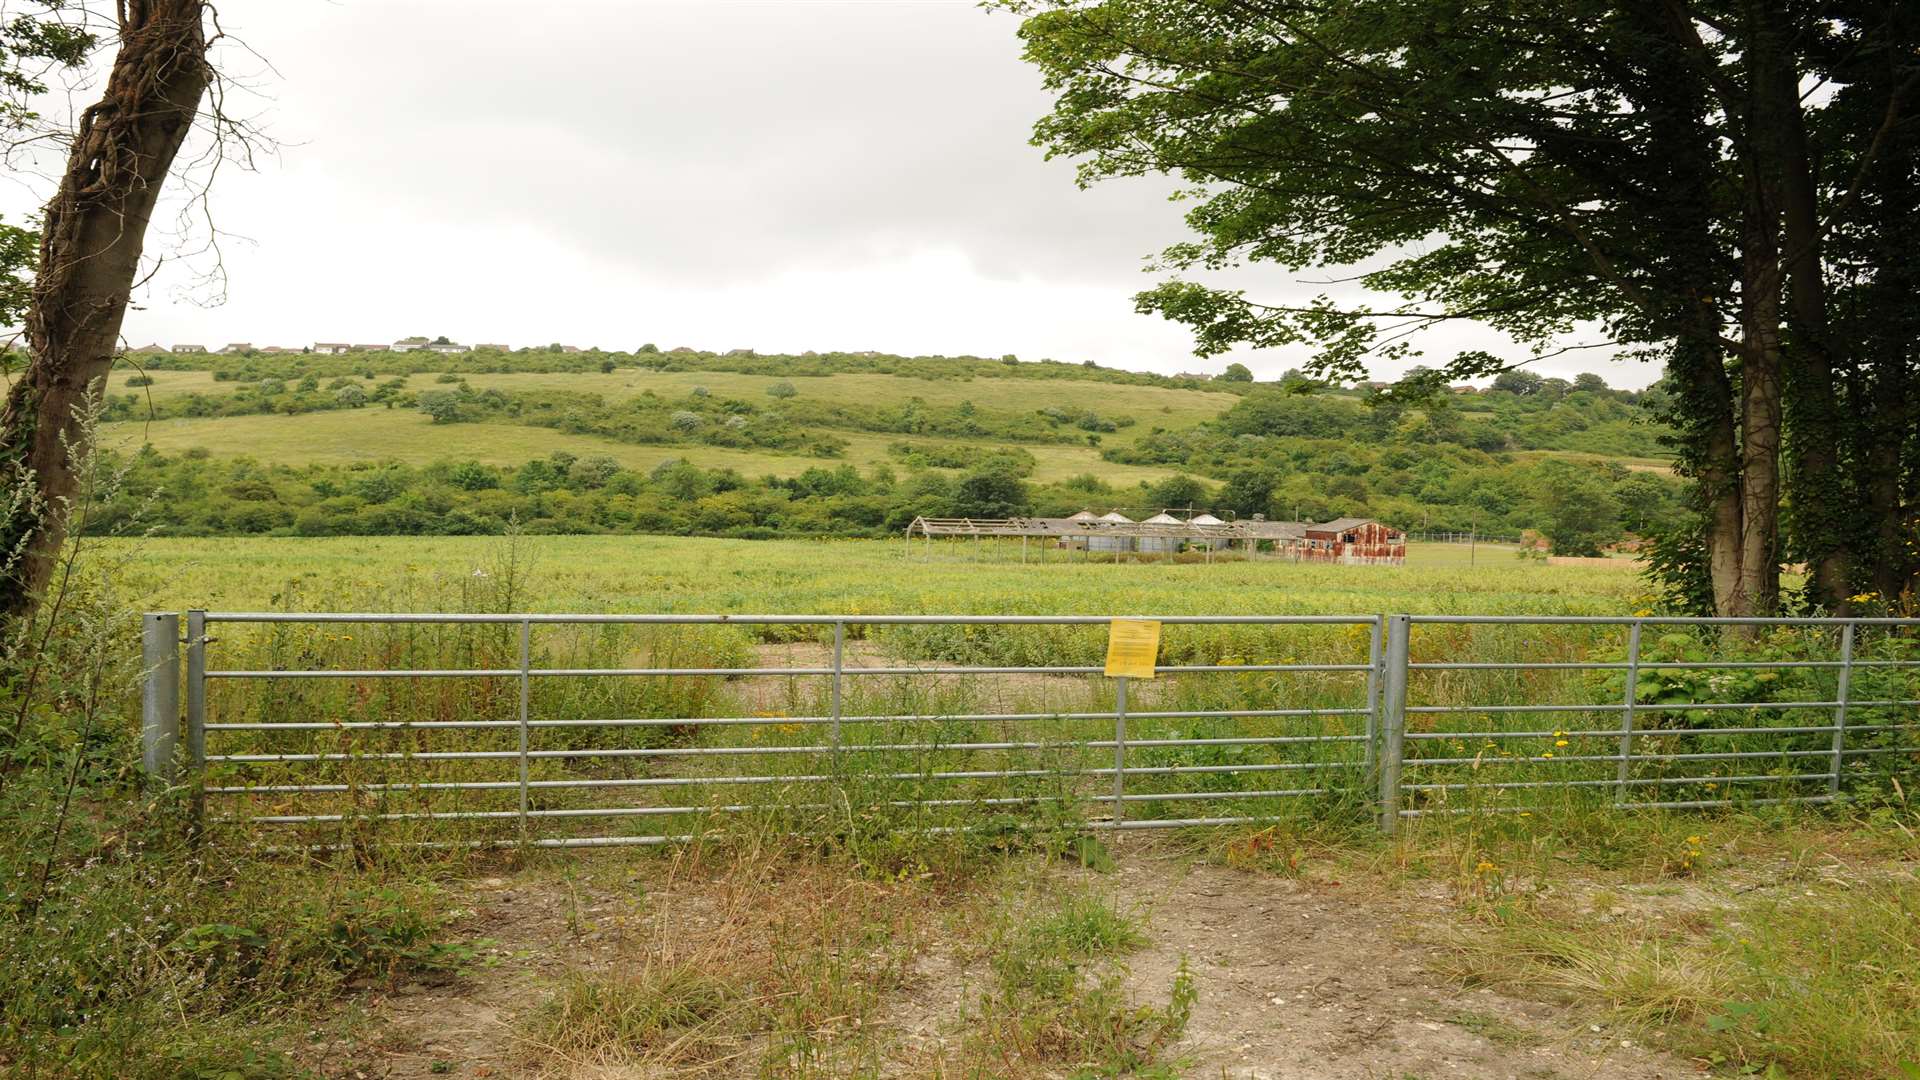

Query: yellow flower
<box><xmin>1555</xmin><ymin>739</ymin><xmax>1569</xmax><ymax>748</ymax></box>
<box><xmin>1685</xmin><ymin>835</ymin><xmax>1703</xmax><ymax>845</ymax></box>
<box><xmin>1848</xmin><ymin>592</ymin><xmax>1877</xmax><ymax>604</ymax></box>
<box><xmin>1633</xmin><ymin>608</ymin><xmax>1654</xmax><ymax>617</ymax></box>
<box><xmin>1542</xmin><ymin>751</ymin><xmax>1554</xmax><ymax>759</ymax></box>
<box><xmin>1475</xmin><ymin>860</ymin><xmax>1497</xmax><ymax>874</ymax></box>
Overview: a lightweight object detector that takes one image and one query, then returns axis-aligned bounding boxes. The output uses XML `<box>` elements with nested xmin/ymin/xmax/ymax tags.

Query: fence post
<box><xmin>517</xmin><ymin>618</ymin><xmax>532</xmax><ymax>846</ymax></box>
<box><xmin>1614</xmin><ymin>621</ymin><xmax>1642</xmax><ymax>805</ymax></box>
<box><xmin>185</xmin><ymin>610</ymin><xmax>207</xmax><ymax>827</ymax></box>
<box><xmin>1377</xmin><ymin>615</ymin><xmax>1410</xmax><ymax>835</ymax></box>
<box><xmin>1829</xmin><ymin>622</ymin><xmax>1855</xmax><ymax>797</ymax></box>
<box><xmin>1362</xmin><ymin>616</ymin><xmax>1384</xmax><ymax>777</ymax></box>
<box><xmin>141</xmin><ymin>613</ymin><xmax>181</xmax><ymax>785</ymax></box>
<box><xmin>1112</xmin><ymin>676</ymin><xmax>1129</xmax><ymax>828</ymax></box>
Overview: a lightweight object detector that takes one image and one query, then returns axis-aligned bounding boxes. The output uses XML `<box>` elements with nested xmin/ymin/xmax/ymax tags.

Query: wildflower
<box><xmin>1542</xmin><ymin>751</ymin><xmax>1554</xmax><ymax>759</ymax></box>
<box><xmin>1475</xmin><ymin>860</ymin><xmax>1497</xmax><ymax>874</ymax></box>
<box><xmin>1555</xmin><ymin>739</ymin><xmax>1569</xmax><ymax>748</ymax></box>
<box><xmin>1848</xmin><ymin>592</ymin><xmax>1877</xmax><ymax>604</ymax></box>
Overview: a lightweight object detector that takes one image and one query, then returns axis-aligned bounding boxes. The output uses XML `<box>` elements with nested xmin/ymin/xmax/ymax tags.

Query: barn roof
<box><xmin>1142</xmin><ymin>512</ymin><xmax>1183</xmax><ymax>524</ymax></box>
<box><xmin>1189</xmin><ymin>513</ymin><xmax>1224</xmax><ymax>525</ymax></box>
<box><xmin>1309</xmin><ymin>517</ymin><xmax>1376</xmax><ymax>533</ymax></box>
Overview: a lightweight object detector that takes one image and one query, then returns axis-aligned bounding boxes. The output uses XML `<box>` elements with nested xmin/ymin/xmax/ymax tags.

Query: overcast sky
<box><xmin>5</xmin><ymin>0</ymin><xmax>1660</xmax><ymax>387</ymax></box>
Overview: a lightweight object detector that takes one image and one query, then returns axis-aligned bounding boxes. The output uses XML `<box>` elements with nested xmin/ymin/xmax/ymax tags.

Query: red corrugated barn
<box><xmin>1301</xmin><ymin>518</ymin><xmax>1407</xmax><ymax>564</ymax></box>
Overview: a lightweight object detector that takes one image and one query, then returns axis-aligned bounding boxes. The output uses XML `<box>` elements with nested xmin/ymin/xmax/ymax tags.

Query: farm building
<box><xmin>905</xmin><ymin>512</ymin><xmax>1405</xmax><ymax>565</ymax></box>
<box><xmin>1138</xmin><ymin>512</ymin><xmax>1184</xmax><ymax>555</ymax></box>
<box><xmin>1088</xmin><ymin>510</ymin><xmax>1134</xmax><ymax>553</ymax></box>
<box><xmin>1303</xmin><ymin>518</ymin><xmax>1407</xmax><ymax>565</ymax></box>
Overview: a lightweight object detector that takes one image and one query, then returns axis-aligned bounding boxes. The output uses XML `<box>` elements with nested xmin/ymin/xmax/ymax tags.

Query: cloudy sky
<box><xmin>7</xmin><ymin>0</ymin><xmax>1660</xmax><ymax>386</ymax></box>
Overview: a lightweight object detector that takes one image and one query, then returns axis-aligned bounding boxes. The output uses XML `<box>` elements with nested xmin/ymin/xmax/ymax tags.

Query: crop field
<box><xmin>120</xmin><ymin>534</ymin><xmax>1613</xmax><ymax>614</ymax></box>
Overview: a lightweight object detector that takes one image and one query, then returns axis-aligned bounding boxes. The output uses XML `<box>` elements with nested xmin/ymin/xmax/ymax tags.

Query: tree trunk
<box><xmin>1865</xmin><ymin>360</ymin><xmax>1910</xmax><ymax>602</ymax></box>
<box><xmin>0</xmin><ymin>2</ymin><xmax>209</xmax><ymax>619</ymax></box>
<box><xmin>1669</xmin><ymin>308</ymin><xmax>1745</xmax><ymax>617</ymax></box>
<box><xmin>1736</xmin><ymin>184</ymin><xmax>1785</xmax><ymax>619</ymax></box>
<box><xmin>1753</xmin><ymin>10</ymin><xmax>1852</xmax><ymax>611</ymax></box>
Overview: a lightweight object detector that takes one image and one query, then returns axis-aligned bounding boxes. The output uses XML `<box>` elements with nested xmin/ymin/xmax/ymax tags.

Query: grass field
<box><xmin>117</xmin><ymin>535</ymin><xmax>1623</xmax><ymax>615</ymax></box>
<box><xmin>103</xmin><ymin>365</ymin><xmax>1240</xmax><ymax>449</ymax></box>
<box><xmin>98</xmin><ymin>409</ymin><xmax>1178</xmax><ymax>485</ymax></box>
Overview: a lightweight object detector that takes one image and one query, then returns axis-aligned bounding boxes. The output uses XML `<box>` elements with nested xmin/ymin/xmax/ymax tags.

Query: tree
<box><xmin>0</xmin><ymin>2</ymin><xmax>211</xmax><ymax>618</ymax></box>
<box><xmin>417</xmin><ymin>392</ymin><xmax>466</xmax><ymax>424</ymax></box>
<box><xmin>1491</xmin><ymin>371</ymin><xmax>1545</xmax><ymax>397</ymax></box>
<box><xmin>1573</xmin><ymin>373</ymin><xmax>1609</xmax><ymax>395</ymax></box>
<box><xmin>948</xmin><ymin>465</ymin><xmax>1030</xmax><ymax>518</ymax></box>
<box><xmin>1218</xmin><ymin>469</ymin><xmax>1278</xmax><ymax>519</ymax></box>
<box><xmin>766</xmin><ymin>381</ymin><xmax>798</xmax><ymax>400</ymax></box>
<box><xmin>1614</xmin><ymin>474</ymin><xmax>1680</xmax><ymax>535</ymax></box>
<box><xmin>1538</xmin><ymin>469</ymin><xmax>1622</xmax><ymax>558</ymax></box>
<box><xmin>1146</xmin><ymin>473</ymin><xmax>1208</xmax><ymax>510</ymax></box>
<box><xmin>1006</xmin><ymin>0</ymin><xmax>1920</xmax><ymax>615</ymax></box>
<box><xmin>1218</xmin><ymin>362</ymin><xmax>1253</xmax><ymax>383</ymax></box>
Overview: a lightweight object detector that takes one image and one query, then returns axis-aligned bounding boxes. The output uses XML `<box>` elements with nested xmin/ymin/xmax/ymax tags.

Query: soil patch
<box><xmin>311</xmin><ymin>841</ymin><xmax>1704</xmax><ymax>1078</ymax></box>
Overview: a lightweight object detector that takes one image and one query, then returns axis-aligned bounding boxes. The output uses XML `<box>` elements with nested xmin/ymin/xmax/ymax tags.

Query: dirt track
<box><xmin>311</xmin><ymin>839</ymin><xmax>1698</xmax><ymax>1079</ymax></box>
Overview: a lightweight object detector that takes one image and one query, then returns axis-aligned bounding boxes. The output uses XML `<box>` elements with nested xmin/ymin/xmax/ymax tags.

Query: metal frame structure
<box><xmin>138</xmin><ymin>611</ymin><xmax>1919</xmax><ymax>847</ymax></box>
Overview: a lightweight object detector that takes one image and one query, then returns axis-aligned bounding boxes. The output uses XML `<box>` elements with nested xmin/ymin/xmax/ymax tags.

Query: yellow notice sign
<box><xmin>1104</xmin><ymin>619</ymin><xmax>1163</xmax><ymax>679</ymax></box>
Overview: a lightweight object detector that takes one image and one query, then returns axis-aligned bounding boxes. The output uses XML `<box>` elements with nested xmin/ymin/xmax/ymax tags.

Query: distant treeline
<box><xmin>127</xmin><ymin>345</ymin><xmax>1243</xmax><ymax>390</ymax></box>
<box><xmin>1110</xmin><ymin>379</ymin><xmax>1667</xmax><ymax>463</ymax></box>
<box><xmin>95</xmin><ymin>436</ymin><xmax>1683</xmax><ymax>556</ymax></box>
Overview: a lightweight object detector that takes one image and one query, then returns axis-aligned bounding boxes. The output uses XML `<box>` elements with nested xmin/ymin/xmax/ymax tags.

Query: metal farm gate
<box><xmin>138</xmin><ymin>611</ymin><xmax>1920</xmax><ymax>849</ymax></box>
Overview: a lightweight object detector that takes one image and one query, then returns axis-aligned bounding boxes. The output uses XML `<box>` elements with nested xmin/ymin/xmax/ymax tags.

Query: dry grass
<box><xmin>511</xmin><ymin>836</ymin><xmax>959</xmax><ymax>1078</ymax></box>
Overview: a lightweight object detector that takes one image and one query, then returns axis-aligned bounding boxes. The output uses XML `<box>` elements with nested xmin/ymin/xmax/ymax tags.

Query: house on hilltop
<box><xmin>354</xmin><ymin>344</ymin><xmax>390</xmax><ymax>352</ymax></box>
<box><xmin>426</xmin><ymin>340</ymin><xmax>467</xmax><ymax>354</ymax></box>
<box><xmin>218</xmin><ymin>343</ymin><xmax>252</xmax><ymax>355</ymax></box>
<box><xmin>313</xmin><ymin>342</ymin><xmax>352</xmax><ymax>355</ymax></box>
<box><xmin>391</xmin><ymin>336</ymin><xmax>431</xmax><ymax>353</ymax></box>
<box><xmin>171</xmin><ymin>344</ymin><xmax>207</xmax><ymax>354</ymax></box>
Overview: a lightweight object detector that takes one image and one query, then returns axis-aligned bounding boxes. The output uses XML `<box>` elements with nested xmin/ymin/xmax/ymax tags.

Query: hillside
<box><xmin>86</xmin><ymin>347</ymin><xmax>1681</xmax><ymax>551</ymax></box>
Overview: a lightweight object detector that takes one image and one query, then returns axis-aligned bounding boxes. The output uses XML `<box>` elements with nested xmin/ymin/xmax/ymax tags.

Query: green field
<box><xmin>99</xmin><ymin>408</ymin><xmax>1177</xmax><ymax>484</ymax></box>
<box><xmin>104</xmin><ymin>365</ymin><xmax>1239</xmax><ymax>442</ymax></box>
<box><xmin>117</xmin><ymin>534</ymin><xmax>1630</xmax><ymax>614</ymax></box>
